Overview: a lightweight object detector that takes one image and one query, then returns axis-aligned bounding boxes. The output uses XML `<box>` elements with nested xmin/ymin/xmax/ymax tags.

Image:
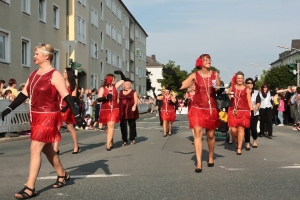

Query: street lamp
<box><xmin>251</xmin><ymin>63</ymin><xmax>270</xmax><ymax>69</ymax></box>
<box><xmin>277</xmin><ymin>45</ymin><xmax>300</xmax><ymax>52</ymax></box>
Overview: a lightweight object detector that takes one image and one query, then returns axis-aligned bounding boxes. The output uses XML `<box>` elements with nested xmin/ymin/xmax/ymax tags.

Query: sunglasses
<box><xmin>41</xmin><ymin>43</ymin><xmax>49</xmax><ymax>51</ymax></box>
<box><xmin>246</xmin><ymin>82</ymin><xmax>253</xmax><ymax>84</ymax></box>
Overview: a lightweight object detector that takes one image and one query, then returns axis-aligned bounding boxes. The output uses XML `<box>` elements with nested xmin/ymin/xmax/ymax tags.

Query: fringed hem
<box><xmin>228</xmin><ymin>110</ymin><xmax>250</xmax><ymax>128</ymax></box>
<box><xmin>189</xmin><ymin>106</ymin><xmax>220</xmax><ymax>130</ymax></box>
<box><xmin>30</xmin><ymin>112</ymin><xmax>62</xmax><ymax>143</ymax></box>
<box><xmin>99</xmin><ymin>108</ymin><xmax>120</xmax><ymax>125</ymax></box>
<box><xmin>161</xmin><ymin>110</ymin><xmax>176</xmax><ymax>122</ymax></box>
<box><xmin>61</xmin><ymin>111</ymin><xmax>76</xmax><ymax>124</ymax></box>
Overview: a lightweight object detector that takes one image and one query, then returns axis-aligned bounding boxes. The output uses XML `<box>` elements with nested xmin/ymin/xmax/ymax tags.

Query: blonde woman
<box><xmin>1</xmin><ymin>44</ymin><xmax>84</xmax><ymax>198</ymax></box>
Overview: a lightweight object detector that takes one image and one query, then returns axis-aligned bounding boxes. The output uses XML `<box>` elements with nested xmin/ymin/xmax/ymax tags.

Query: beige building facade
<box><xmin>0</xmin><ymin>0</ymin><xmax>148</xmax><ymax>95</ymax></box>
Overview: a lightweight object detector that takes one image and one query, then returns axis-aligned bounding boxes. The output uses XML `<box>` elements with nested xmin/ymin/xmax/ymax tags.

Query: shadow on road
<box><xmin>59</xmin><ymin>142</ymin><xmax>106</xmax><ymax>155</ymax></box>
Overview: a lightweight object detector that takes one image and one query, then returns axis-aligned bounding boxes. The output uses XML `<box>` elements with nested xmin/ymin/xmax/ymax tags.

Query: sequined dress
<box><xmin>99</xmin><ymin>86</ymin><xmax>119</xmax><ymax>125</ymax></box>
<box><xmin>189</xmin><ymin>71</ymin><xmax>220</xmax><ymax>130</ymax></box>
<box><xmin>119</xmin><ymin>90</ymin><xmax>139</xmax><ymax>119</ymax></box>
<box><xmin>160</xmin><ymin>96</ymin><xmax>176</xmax><ymax>122</ymax></box>
<box><xmin>228</xmin><ymin>86</ymin><xmax>250</xmax><ymax>128</ymax></box>
<box><xmin>60</xmin><ymin>86</ymin><xmax>76</xmax><ymax>124</ymax></box>
<box><xmin>26</xmin><ymin>69</ymin><xmax>62</xmax><ymax>143</ymax></box>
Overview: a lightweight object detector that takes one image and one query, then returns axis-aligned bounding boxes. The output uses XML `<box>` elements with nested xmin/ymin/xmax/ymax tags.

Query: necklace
<box><xmin>107</xmin><ymin>86</ymin><xmax>114</xmax><ymax>112</ymax></box>
<box><xmin>29</xmin><ymin>65</ymin><xmax>53</xmax><ymax>122</ymax></box>
<box><xmin>233</xmin><ymin>85</ymin><xmax>242</xmax><ymax>116</ymax></box>
<box><xmin>200</xmin><ymin>71</ymin><xmax>212</xmax><ymax>114</ymax></box>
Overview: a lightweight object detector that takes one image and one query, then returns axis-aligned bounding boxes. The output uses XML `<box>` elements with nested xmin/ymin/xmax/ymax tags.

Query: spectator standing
<box><xmin>277</xmin><ymin>93</ymin><xmax>285</xmax><ymax>126</ymax></box>
<box><xmin>6</xmin><ymin>78</ymin><xmax>18</xmax><ymax>98</ymax></box>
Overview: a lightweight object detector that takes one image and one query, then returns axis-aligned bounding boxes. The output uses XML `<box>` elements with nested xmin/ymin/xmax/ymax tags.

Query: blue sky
<box><xmin>125</xmin><ymin>0</ymin><xmax>300</xmax><ymax>84</ymax></box>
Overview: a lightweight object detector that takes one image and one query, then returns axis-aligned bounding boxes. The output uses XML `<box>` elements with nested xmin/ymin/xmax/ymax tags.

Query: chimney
<box><xmin>151</xmin><ymin>54</ymin><xmax>156</xmax><ymax>61</ymax></box>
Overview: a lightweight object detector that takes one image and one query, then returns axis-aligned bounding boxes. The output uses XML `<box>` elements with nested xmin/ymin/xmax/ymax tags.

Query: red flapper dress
<box><xmin>26</xmin><ymin>69</ymin><xmax>62</xmax><ymax>143</ymax></box>
<box><xmin>161</xmin><ymin>96</ymin><xmax>176</xmax><ymax>122</ymax></box>
<box><xmin>59</xmin><ymin>86</ymin><xmax>76</xmax><ymax>124</ymax></box>
<box><xmin>228</xmin><ymin>86</ymin><xmax>250</xmax><ymax>128</ymax></box>
<box><xmin>119</xmin><ymin>90</ymin><xmax>139</xmax><ymax>120</ymax></box>
<box><xmin>99</xmin><ymin>86</ymin><xmax>119</xmax><ymax>125</ymax></box>
<box><xmin>189</xmin><ymin>71</ymin><xmax>220</xmax><ymax>130</ymax></box>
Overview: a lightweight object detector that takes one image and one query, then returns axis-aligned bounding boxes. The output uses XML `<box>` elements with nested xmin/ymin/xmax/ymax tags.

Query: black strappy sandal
<box><xmin>52</xmin><ymin>171</ymin><xmax>70</xmax><ymax>188</ymax></box>
<box><xmin>15</xmin><ymin>186</ymin><xmax>37</xmax><ymax>199</ymax></box>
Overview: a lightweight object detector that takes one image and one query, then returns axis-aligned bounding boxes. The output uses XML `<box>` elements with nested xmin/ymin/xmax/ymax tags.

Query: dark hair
<box><xmin>245</xmin><ymin>78</ymin><xmax>253</xmax><ymax>83</ymax></box>
<box><xmin>65</xmin><ymin>68</ymin><xmax>77</xmax><ymax>92</ymax></box>
<box><xmin>91</xmin><ymin>88</ymin><xmax>97</xmax><ymax>93</ymax></box>
<box><xmin>200</xmin><ymin>54</ymin><xmax>211</xmax><ymax>59</ymax></box>
<box><xmin>261</xmin><ymin>83</ymin><xmax>269</xmax><ymax>91</ymax></box>
<box><xmin>0</xmin><ymin>80</ymin><xmax>5</xmax><ymax>84</ymax></box>
<box><xmin>19</xmin><ymin>85</ymin><xmax>25</xmax><ymax>91</ymax></box>
<box><xmin>8</xmin><ymin>79</ymin><xmax>16</xmax><ymax>86</ymax></box>
<box><xmin>296</xmin><ymin>87</ymin><xmax>300</xmax><ymax>94</ymax></box>
<box><xmin>4</xmin><ymin>89</ymin><xmax>12</xmax><ymax>96</ymax></box>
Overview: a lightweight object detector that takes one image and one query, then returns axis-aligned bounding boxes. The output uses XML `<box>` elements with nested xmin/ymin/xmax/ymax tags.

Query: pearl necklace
<box><xmin>200</xmin><ymin>71</ymin><xmax>212</xmax><ymax>114</ymax></box>
<box><xmin>29</xmin><ymin>66</ymin><xmax>53</xmax><ymax>122</ymax></box>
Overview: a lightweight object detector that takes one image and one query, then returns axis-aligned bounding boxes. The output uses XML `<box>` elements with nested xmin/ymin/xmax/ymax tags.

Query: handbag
<box><xmin>216</xmin><ymin>93</ymin><xmax>232</xmax><ymax>110</ymax></box>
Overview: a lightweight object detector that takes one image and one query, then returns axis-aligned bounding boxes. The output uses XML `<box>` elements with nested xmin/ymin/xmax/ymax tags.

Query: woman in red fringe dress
<box><xmin>97</xmin><ymin>71</ymin><xmax>125</xmax><ymax>151</ymax></box>
<box><xmin>53</xmin><ymin>68</ymin><xmax>80</xmax><ymax>154</ymax></box>
<box><xmin>156</xmin><ymin>86</ymin><xmax>177</xmax><ymax>137</ymax></box>
<box><xmin>163</xmin><ymin>54</ymin><xmax>221</xmax><ymax>173</ymax></box>
<box><xmin>1</xmin><ymin>44</ymin><xmax>84</xmax><ymax>199</ymax></box>
<box><xmin>227</xmin><ymin>71</ymin><xmax>253</xmax><ymax>155</ymax></box>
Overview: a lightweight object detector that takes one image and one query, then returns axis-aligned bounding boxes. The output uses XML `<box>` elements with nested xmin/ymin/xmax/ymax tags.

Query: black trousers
<box><xmin>120</xmin><ymin>119</ymin><xmax>137</xmax><ymax>142</ymax></box>
<box><xmin>259</xmin><ymin>107</ymin><xmax>273</xmax><ymax>136</ymax></box>
<box><xmin>245</xmin><ymin>115</ymin><xmax>258</xmax><ymax>142</ymax></box>
<box><xmin>158</xmin><ymin>109</ymin><xmax>162</xmax><ymax>124</ymax></box>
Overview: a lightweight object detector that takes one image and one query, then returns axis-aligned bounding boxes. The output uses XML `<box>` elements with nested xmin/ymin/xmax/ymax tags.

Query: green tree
<box><xmin>158</xmin><ymin>60</ymin><xmax>188</xmax><ymax>98</ymax></box>
<box><xmin>261</xmin><ymin>65</ymin><xmax>296</xmax><ymax>90</ymax></box>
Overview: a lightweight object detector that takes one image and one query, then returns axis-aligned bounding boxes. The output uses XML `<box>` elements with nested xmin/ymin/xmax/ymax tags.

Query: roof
<box><xmin>146</xmin><ymin>55</ymin><xmax>162</xmax><ymax>67</ymax></box>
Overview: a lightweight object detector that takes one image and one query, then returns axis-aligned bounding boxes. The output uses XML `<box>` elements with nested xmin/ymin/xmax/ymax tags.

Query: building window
<box><xmin>125</xmin><ymin>17</ymin><xmax>129</xmax><ymax>29</ymax></box>
<box><xmin>100</xmin><ymin>61</ymin><xmax>104</xmax><ymax>80</ymax></box>
<box><xmin>100</xmin><ymin>1</ymin><xmax>104</xmax><ymax>21</ymax></box>
<box><xmin>21</xmin><ymin>38</ymin><xmax>30</xmax><ymax>67</ymax></box>
<box><xmin>126</xmin><ymin>60</ymin><xmax>129</xmax><ymax>72</ymax></box>
<box><xmin>53</xmin><ymin>4</ymin><xmax>59</xmax><ymax>29</ymax></box>
<box><xmin>77</xmin><ymin>16</ymin><xmax>86</xmax><ymax>44</ymax></box>
<box><xmin>112</xmin><ymin>0</ymin><xmax>116</xmax><ymax>15</ymax></box>
<box><xmin>117</xmin><ymin>6</ymin><xmax>122</xmax><ymax>20</ymax></box>
<box><xmin>39</xmin><ymin>0</ymin><xmax>46</xmax><ymax>22</ymax></box>
<box><xmin>0</xmin><ymin>29</ymin><xmax>10</xmax><ymax>63</ymax></box>
<box><xmin>91</xmin><ymin>40</ymin><xmax>98</xmax><ymax>59</ymax></box>
<box><xmin>91</xmin><ymin>7</ymin><xmax>98</xmax><ymax>28</ymax></box>
<box><xmin>106</xmin><ymin>49</ymin><xmax>111</xmax><ymax>64</ymax></box>
<box><xmin>52</xmin><ymin>50</ymin><xmax>59</xmax><ymax>69</ymax></box>
<box><xmin>106</xmin><ymin>20</ymin><xmax>111</xmax><ymax>37</ymax></box>
<box><xmin>100</xmin><ymin>31</ymin><xmax>104</xmax><ymax>50</ymax></box>
<box><xmin>91</xmin><ymin>74</ymin><xmax>98</xmax><ymax>89</ymax></box>
<box><xmin>106</xmin><ymin>0</ymin><xmax>111</xmax><ymax>9</ymax></box>
<box><xmin>125</xmin><ymin>38</ymin><xmax>129</xmax><ymax>50</ymax></box>
<box><xmin>21</xmin><ymin>0</ymin><xmax>30</xmax><ymax>14</ymax></box>
<box><xmin>117</xmin><ymin>31</ymin><xmax>121</xmax><ymax>45</ymax></box>
<box><xmin>112</xmin><ymin>26</ymin><xmax>116</xmax><ymax>41</ymax></box>
<box><xmin>78</xmin><ymin>0</ymin><xmax>86</xmax><ymax>6</ymax></box>
<box><xmin>0</xmin><ymin>0</ymin><xmax>10</xmax><ymax>4</ymax></box>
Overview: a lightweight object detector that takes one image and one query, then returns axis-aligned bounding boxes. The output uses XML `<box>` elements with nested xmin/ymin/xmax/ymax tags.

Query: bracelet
<box><xmin>7</xmin><ymin>107</ymin><xmax>12</xmax><ymax>111</ymax></box>
<box><xmin>74</xmin><ymin>114</ymin><xmax>80</xmax><ymax>118</ymax></box>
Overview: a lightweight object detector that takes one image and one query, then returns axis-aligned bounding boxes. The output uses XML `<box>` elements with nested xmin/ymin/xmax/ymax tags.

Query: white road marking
<box><xmin>219</xmin><ymin>166</ymin><xmax>244</xmax><ymax>171</ymax></box>
<box><xmin>281</xmin><ymin>165</ymin><xmax>300</xmax><ymax>169</ymax></box>
<box><xmin>37</xmin><ymin>174</ymin><xmax>129</xmax><ymax>180</ymax></box>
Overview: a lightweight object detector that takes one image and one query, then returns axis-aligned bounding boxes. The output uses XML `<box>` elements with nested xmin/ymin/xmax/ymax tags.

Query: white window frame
<box><xmin>125</xmin><ymin>17</ymin><xmax>129</xmax><ymax>29</ymax></box>
<box><xmin>123</xmin><ymin>47</ymin><xmax>125</xmax><ymax>62</ymax></box>
<box><xmin>117</xmin><ymin>31</ymin><xmax>121</xmax><ymax>45</ymax></box>
<box><xmin>100</xmin><ymin>31</ymin><xmax>104</xmax><ymax>51</ymax></box>
<box><xmin>39</xmin><ymin>0</ymin><xmax>46</xmax><ymax>23</ymax></box>
<box><xmin>91</xmin><ymin>73</ymin><xmax>98</xmax><ymax>89</ymax></box>
<box><xmin>1</xmin><ymin>0</ymin><xmax>10</xmax><ymax>4</ymax></box>
<box><xmin>117</xmin><ymin>6</ymin><xmax>122</xmax><ymax>21</ymax></box>
<box><xmin>21</xmin><ymin>37</ymin><xmax>31</xmax><ymax>67</ymax></box>
<box><xmin>78</xmin><ymin>0</ymin><xmax>86</xmax><ymax>7</ymax></box>
<box><xmin>100</xmin><ymin>1</ymin><xmax>104</xmax><ymax>21</ymax></box>
<box><xmin>0</xmin><ymin>28</ymin><xmax>11</xmax><ymax>64</ymax></box>
<box><xmin>91</xmin><ymin>39</ymin><xmax>98</xmax><ymax>59</ymax></box>
<box><xmin>106</xmin><ymin>49</ymin><xmax>111</xmax><ymax>64</ymax></box>
<box><xmin>52</xmin><ymin>49</ymin><xmax>59</xmax><ymax>70</ymax></box>
<box><xmin>112</xmin><ymin>0</ymin><xmax>116</xmax><ymax>15</ymax></box>
<box><xmin>112</xmin><ymin>26</ymin><xmax>117</xmax><ymax>41</ymax></box>
<box><xmin>125</xmin><ymin>38</ymin><xmax>129</xmax><ymax>50</ymax></box>
<box><xmin>100</xmin><ymin>61</ymin><xmax>104</xmax><ymax>80</ymax></box>
<box><xmin>91</xmin><ymin>6</ymin><xmax>98</xmax><ymax>28</ymax></box>
<box><xmin>126</xmin><ymin>60</ymin><xmax>129</xmax><ymax>72</ymax></box>
<box><xmin>106</xmin><ymin>20</ymin><xmax>111</xmax><ymax>37</ymax></box>
<box><xmin>53</xmin><ymin>4</ymin><xmax>59</xmax><ymax>29</ymax></box>
<box><xmin>21</xmin><ymin>0</ymin><xmax>31</xmax><ymax>14</ymax></box>
<box><xmin>106</xmin><ymin>0</ymin><xmax>111</xmax><ymax>9</ymax></box>
<box><xmin>77</xmin><ymin>16</ymin><xmax>86</xmax><ymax>44</ymax></box>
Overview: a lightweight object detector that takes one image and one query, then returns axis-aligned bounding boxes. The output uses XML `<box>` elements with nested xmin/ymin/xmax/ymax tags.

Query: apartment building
<box><xmin>0</xmin><ymin>0</ymin><xmax>148</xmax><ymax>95</ymax></box>
<box><xmin>0</xmin><ymin>0</ymin><xmax>68</xmax><ymax>84</ymax></box>
<box><xmin>68</xmin><ymin>0</ymin><xmax>148</xmax><ymax>94</ymax></box>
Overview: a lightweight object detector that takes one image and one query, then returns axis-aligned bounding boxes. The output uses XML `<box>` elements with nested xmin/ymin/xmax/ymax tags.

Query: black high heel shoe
<box><xmin>236</xmin><ymin>148</ymin><xmax>242</xmax><ymax>155</ymax></box>
<box><xmin>195</xmin><ymin>168</ymin><xmax>202</xmax><ymax>173</ymax></box>
<box><xmin>52</xmin><ymin>171</ymin><xmax>70</xmax><ymax>188</ymax></box>
<box><xmin>207</xmin><ymin>159</ymin><xmax>214</xmax><ymax>167</ymax></box>
<box><xmin>72</xmin><ymin>146</ymin><xmax>80</xmax><ymax>154</ymax></box>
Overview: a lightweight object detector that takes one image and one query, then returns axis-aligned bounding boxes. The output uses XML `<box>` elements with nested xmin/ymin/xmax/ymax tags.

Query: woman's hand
<box><xmin>132</xmin><ymin>105</ymin><xmax>136</xmax><ymax>111</ymax></box>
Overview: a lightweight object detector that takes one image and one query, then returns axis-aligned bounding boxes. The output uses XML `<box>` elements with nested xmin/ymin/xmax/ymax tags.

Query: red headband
<box><xmin>195</xmin><ymin>57</ymin><xmax>202</xmax><ymax>68</ymax></box>
<box><xmin>106</xmin><ymin>76</ymin><xmax>113</xmax><ymax>85</ymax></box>
<box><xmin>231</xmin><ymin>73</ymin><xmax>237</xmax><ymax>86</ymax></box>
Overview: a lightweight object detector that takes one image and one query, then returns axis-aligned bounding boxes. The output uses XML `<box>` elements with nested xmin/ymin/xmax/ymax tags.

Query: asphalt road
<box><xmin>0</xmin><ymin>113</ymin><xmax>300</xmax><ymax>200</ymax></box>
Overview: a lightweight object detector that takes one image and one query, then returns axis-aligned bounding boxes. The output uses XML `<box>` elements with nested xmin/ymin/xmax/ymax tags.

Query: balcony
<box><xmin>130</xmin><ymin>52</ymin><xmax>134</xmax><ymax>61</ymax></box>
<box><xmin>130</xmin><ymin>31</ymin><xmax>134</xmax><ymax>41</ymax></box>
